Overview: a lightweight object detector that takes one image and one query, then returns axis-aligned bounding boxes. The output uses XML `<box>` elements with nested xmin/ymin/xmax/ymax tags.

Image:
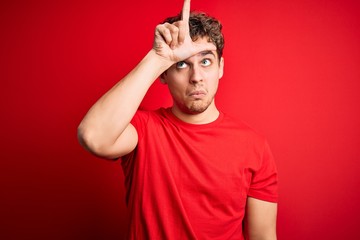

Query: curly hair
<box><xmin>163</xmin><ymin>12</ymin><xmax>224</xmax><ymax>60</ymax></box>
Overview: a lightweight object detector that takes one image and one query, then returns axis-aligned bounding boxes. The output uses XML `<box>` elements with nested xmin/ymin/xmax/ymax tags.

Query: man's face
<box><xmin>161</xmin><ymin>37</ymin><xmax>224</xmax><ymax>115</ymax></box>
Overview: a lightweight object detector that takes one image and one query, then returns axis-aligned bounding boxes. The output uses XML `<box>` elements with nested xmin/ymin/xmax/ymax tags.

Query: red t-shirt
<box><xmin>122</xmin><ymin>108</ymin><xmax>278</xmax><ymax>239</ymax></box>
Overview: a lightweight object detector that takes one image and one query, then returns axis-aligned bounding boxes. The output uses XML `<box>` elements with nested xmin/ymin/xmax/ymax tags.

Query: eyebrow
<box><xmin>198</xmin><ymin>50</ymin><xmax>216</xmax><ymax>58</ymax></box>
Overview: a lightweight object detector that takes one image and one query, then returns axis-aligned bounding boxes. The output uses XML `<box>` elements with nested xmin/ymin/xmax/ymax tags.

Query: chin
<box><xmin>185</xmin><ymin>102</ymin><xmax>210</xmax><ymax>114</ymax></box>
<box><xmin>175</xmin><ymin>96</ymin><xmax>214</xmax><ymax>115</ymax></box>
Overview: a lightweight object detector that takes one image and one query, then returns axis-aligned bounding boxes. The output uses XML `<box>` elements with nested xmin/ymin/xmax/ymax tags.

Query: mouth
<box><xmin>189</xmin><ymin>90</ymin><xmax>206</xmax><ymax>98</ymax></box>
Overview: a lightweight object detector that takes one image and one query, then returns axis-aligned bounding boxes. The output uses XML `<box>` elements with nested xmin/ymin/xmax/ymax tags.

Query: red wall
<box><xmin>1</xmin><ymin>0</ymin><xmax>360</xmax><ymax>239</ymax></box>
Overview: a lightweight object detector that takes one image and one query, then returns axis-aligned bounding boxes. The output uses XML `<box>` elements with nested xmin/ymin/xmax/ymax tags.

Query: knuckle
<box><xmin>172</xmin><ymin>26</ymin><xmax>179</xmax><ymax>33</ymax></box>
<box><xmin>155</xmin><ymin>24</ymin><xmax>163</xmax><ymax>30</ymax></box>
<box><xmin>164</xmin><ymin>28</ymin><xmax>171</xmax><ymax>36</ymax></box>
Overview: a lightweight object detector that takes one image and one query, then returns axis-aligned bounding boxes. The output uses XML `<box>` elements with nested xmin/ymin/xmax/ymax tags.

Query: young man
<box><xmin>78</xmin><ymin>0</ymin><xmax>278</xmax><ymax>239</ymax></box>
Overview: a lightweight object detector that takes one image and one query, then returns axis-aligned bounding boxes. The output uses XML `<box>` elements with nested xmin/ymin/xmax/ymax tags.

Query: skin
<box><xmin>245</xmin><ymin>198</ymin><xmax>278</xmax><ymax>240</ymax></box>
<box><xmin>77</xmin><ymin>0</ymin><xmax>277</xmax><ymax>239</ymax></box>
<box><xmin>161</xmin><ymin>44</ymin><xmax>224</xmax><ymax>124</ymax></box>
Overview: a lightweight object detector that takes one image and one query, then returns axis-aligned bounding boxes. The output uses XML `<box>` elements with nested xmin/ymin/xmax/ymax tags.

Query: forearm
<box><xmin>78</xmin><ymin>49</ymin><xmax>173</xmax><ymax>152</ymax></box>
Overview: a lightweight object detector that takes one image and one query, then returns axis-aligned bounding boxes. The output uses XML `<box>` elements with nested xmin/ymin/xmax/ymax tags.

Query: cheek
<box><xmin>167</xmin><ymin>73</ymin><xmax>188</xmax><ymax>88</ymax></box>
<box><xmin>205</xmin><ymin>72</ymin><xmax>220</xmax><ymax>89</ymax></box>
<box><xmin>166</xmin><ymin>71</ymin><xmax>187</xmax><ymax>84</ymax></box>
<box><xmin>167</xmin><ymin>81</ymin><xmax>187</xmax><ymax>97</ymax></box>
<box><xmin>210</xmin><ymin>82</ymin><xmax>219</xmax><ymax>94</ymax></box>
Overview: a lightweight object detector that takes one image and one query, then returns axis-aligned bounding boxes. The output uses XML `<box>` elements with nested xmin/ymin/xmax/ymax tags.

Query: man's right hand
<box><xmin>79</xmin><ymin>0</ymin><xmax>218</xmax><ymax>159</ymax></box>
<box><xmin>152</xmin><ymin>0</ymin><xmax>216</xmax><ymax>63</ymax></box>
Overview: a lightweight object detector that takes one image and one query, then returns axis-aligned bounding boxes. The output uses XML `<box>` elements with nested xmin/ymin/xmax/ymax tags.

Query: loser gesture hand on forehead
<box><xmin>153</xmin><ymin>0</ymin><xmax>216</xmax><ymax>63</ymax></box>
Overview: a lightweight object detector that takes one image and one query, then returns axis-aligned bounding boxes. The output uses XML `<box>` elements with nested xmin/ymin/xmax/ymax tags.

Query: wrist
<box><xmin>132</xmin><ymin>50</ymin><xmax>174</xmax><ymax>83</ymax></box>
<box><xmin>147</xmin><ymin>49</ymin><xmax>175</xmax><ymax>71</ymax></box>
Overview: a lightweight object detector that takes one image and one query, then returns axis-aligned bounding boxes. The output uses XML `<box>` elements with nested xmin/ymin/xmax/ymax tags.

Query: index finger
<box><xmin>181</xmin><ymin>0</ymin><xmax>190</xmax><ymax>23</ymax></box>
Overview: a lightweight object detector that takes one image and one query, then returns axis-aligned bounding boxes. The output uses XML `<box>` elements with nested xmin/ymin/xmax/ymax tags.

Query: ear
<box><xmin>218</xmin><ymin>57</ymin><xmax>224</xmax><ymax>79</ymax></box>
<box><xmin>160</xmin><ymin>71</ymin><xmax>167</xmax><ymax>84</ymax></box>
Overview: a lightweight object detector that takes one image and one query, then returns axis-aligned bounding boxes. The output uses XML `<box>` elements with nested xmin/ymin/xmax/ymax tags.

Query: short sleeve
<box><xmin>129</xmin><ymin>109</ymin><xmax>150</xmax><ymax>141</ymax></box>
<box><xmin>247</xmin><ymin>140</ymin><xmax>278</xmax><ymax>202</ymax></box>
<box><xmin>120</xmin><ymin>110</ymin><xmax>149</xmax><ymax>163</ymax></box>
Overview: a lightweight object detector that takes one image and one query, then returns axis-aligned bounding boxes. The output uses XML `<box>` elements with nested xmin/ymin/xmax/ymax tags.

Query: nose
<box><xmin>189</xmin><ymin>65</ymin><xmax>203</xmax><ymax>84</ymax></box>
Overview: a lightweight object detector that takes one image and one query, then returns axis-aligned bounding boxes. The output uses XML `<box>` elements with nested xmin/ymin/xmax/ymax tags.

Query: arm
<box><xmin>77</xmin><ymin>51</ymin><xmax>172</xmax><ymax>159</ymax></box>
<box><xmin>77</xmin><ymin>0</ymin><xmax>213</xmax><ymax>159</ymax></box>
<box><xmin>244</xmin><ymin>197</ymin><xmax>278</xmax><ymax>240</ymax></box>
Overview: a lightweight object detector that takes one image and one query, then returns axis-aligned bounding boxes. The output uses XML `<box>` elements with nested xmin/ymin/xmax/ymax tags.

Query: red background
<box><xmin>1</xmin><ymin>0</ymin><xmax>360</xmax><ymax>239</ymax></box>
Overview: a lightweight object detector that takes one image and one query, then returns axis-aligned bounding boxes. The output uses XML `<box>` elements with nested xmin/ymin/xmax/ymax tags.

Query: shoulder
<box><xmin>132</xmin><ymin>107</ymin><xmax>171</xmax><ymax>128</ymax></box>
<box><xmin>133</xmin><ymin>107</ymin><xmax>164</xmax><ymax>120</ymax></box>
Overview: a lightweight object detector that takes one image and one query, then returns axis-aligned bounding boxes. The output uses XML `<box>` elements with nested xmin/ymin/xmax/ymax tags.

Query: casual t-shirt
<box><xmin>121</xmin><ymin>108</ymin><xmax>278</xmax><ymax>239</ymax></box>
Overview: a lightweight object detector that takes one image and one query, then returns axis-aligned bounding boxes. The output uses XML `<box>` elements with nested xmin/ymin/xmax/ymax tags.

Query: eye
<box><xmin>176</xmin><ymin>61</ymin><xmax>188</xmax><ymax>69</ymax></box>
<box><xmin>201</xmin><ymin>59</ymin><xmax>212</xmax><ymax>67</ymax></box>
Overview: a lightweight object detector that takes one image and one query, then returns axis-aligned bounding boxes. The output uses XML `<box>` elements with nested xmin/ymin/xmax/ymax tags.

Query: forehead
<box><xmin>193</xmin><ymin>50</ymin><xmax>216</xmax><ymax>59</ymax></box>
<box><xmin>194</xmin><ymin>36</ymin><xmax>217</xmax><ymax>49</ymax></box>
<box><xmin>187</xmin><ymin>37</ymin><xmax>219</xmax><ymax>60</ymax></box>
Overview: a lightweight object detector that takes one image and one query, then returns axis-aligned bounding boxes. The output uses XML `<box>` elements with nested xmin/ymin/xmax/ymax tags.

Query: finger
<box><xmin>181</xmin><ymin>0</ymin><xmax>190</xmax><ymax>24</ymax></box>
<box><xmin>155</xmin><ymin>24</ymin><xmax>173</xmax><ymax>45</ymax></box>
<box><xmin>164</xmin><ymin>23</ymin><xmax>180</xmax><ymax>49</ymax></box>
<box><xmin>173</xmin><ymin>21</ymin><xmax>186</xmax><ymax>45</ymax></box>
<box><xmin>170</xmin><ymin>27</ymin><xmax>180</xmax><ymax>49</ymax></box>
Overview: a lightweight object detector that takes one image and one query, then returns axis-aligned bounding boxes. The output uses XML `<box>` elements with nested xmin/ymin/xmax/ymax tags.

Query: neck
<box><xmin>171</xmin><ymin>102</ymin><xmax>220</xmax><ymax>124</ymax></box>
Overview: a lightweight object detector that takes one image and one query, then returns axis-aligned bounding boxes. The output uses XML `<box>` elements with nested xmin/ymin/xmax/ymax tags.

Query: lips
<box><xmin>189</xmin><ymin>90</ymin><xmax>206</xmax><ymax>97</ymax></box>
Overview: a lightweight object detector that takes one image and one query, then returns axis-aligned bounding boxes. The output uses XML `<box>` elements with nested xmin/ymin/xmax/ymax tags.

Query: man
<box><xmin>78</xmin><ymin>0</ymin><xmax>278</xmax><ymax>239</ymax></box>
